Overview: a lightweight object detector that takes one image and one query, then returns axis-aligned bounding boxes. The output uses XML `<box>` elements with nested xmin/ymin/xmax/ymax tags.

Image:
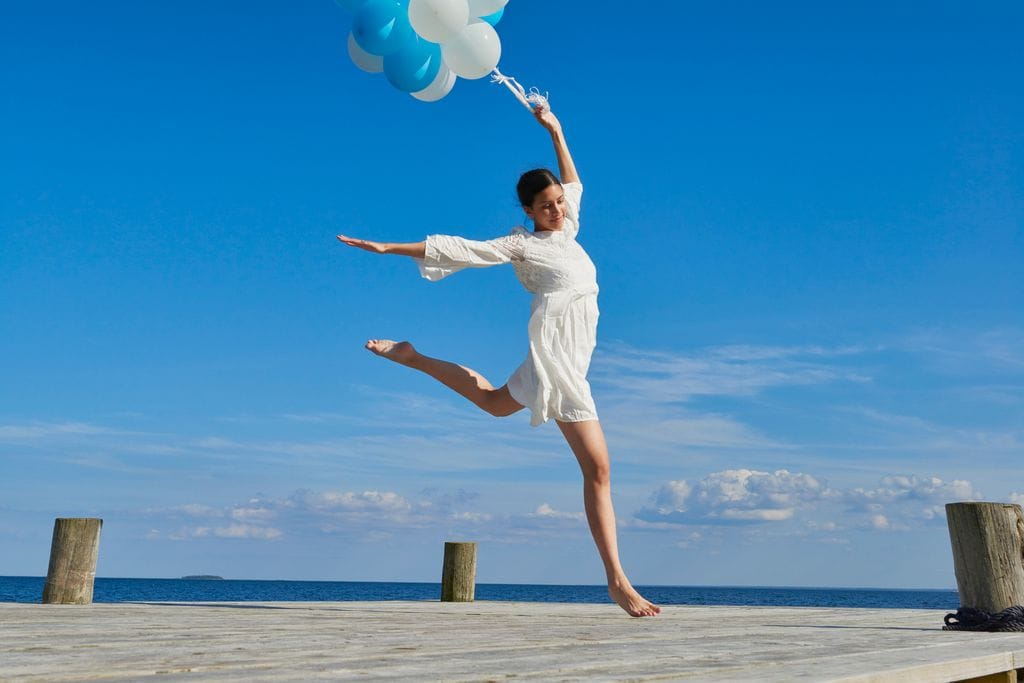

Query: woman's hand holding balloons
<box><xmin>534</xmin><ymin>107</ymin><xmax>562</xmax><ymax>136</ymax></box>
<box><xmin>537</xmin><ymin>107</ymin><xmax>579</xmax><ymax>184</ymax></box>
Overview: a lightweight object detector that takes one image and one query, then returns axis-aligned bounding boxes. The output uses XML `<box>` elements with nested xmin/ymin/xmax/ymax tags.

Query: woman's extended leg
<box><xmin>365</xmin><ymin>339</ymin><xmax>524</xmax><ymax>417</ymax></box>
<box><xmin>557</xmin><ymin>419</ymin><xmax>661</xmax><ymax>617</ymax></box>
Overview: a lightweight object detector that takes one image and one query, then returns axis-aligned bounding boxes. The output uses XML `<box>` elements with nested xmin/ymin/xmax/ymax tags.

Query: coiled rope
<box><xmin>944</xmin><ymin>606</ymin><xmax>1024</xmax><ymax>632</ymax></box>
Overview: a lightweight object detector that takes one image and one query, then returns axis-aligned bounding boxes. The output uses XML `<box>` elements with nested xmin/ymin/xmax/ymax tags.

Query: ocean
<box><xmin>0</xmin><ymin>576</ymin><xmax>959</xmax><ymax>609</ymax></box>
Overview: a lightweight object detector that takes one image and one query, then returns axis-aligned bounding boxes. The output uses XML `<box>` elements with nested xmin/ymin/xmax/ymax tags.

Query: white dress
<box><xmin>415</xmin><ymin>182</ymin><xmax>599</xmax><ymax>426</ymax></box>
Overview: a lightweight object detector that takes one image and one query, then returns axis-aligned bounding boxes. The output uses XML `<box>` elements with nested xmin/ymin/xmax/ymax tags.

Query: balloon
<box><xmin>409</xmin><ymin>0</ymin><xmax>469</xmax><ymax>44</ymax></box>
<box><xmin>480</xmin><ymin>8</ymin><xmax>503</xmax><ymax>26</ymax></box>
<box><xmin>441</xmin><ymin>20</ymin><xmax>500</xmax><ymax>80</ymax></box>
<box><xmin>334</xmin><ymin>0</ymin><xmax>367</xmax><ymax>12</ymax></box>
<box><xmin>411</xmin><ymin>63</ymin><xmax>456</xmax><ymax>102</ymax></box>
<box><xmin>347</xmin><ymin>32</ymin><xmax>384</xmax><ymax>73</ymax></box>
<box><xmin>384</xmin><ymin>35</ymin><xmax>443</xmax><ymax>92</ymax></box>
<box><xmin>467</xmin><ymin>0</ymin><xmax>506</xmax><ymax>17</ymax></box>
<box><xmin>353</xmin><ymin>0</ymin><xmax>415</xmax><ymax>57</ymax></box>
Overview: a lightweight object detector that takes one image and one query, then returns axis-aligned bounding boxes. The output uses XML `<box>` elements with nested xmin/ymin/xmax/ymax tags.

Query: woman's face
<box><xmin>525</xmin><ymin>184</ymin><xmax>565</xmax><ymax>232</ymax></box>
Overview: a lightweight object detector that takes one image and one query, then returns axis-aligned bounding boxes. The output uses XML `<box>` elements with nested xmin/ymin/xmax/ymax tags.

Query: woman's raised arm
<box><xmin>533</xmin><ymin>108</ymin><xmax>579</xmax><ymax>184</ymax></box>
<box><xmin>336</xmin><ymin>234</ymin><xmax>426</xmax><ymax>258</ymax></box>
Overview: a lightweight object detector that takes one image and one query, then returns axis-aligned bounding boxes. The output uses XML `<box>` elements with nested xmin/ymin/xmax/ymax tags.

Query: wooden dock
<box><xmin>3</xmin><ymin>601</ymin><xmax>1024</xmax><ymax>681</ymax></box>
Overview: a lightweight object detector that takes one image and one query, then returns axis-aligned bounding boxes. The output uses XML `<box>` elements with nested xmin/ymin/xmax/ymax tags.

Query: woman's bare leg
<box><xmin>557</xmin><ymin>419</ymin><xmax>661</xmax><ymax>617</ymax></box>
<box><xmin>365</xmin><ymin>339</ymin><xmax>524</xmax><ymax>417</ymax></box>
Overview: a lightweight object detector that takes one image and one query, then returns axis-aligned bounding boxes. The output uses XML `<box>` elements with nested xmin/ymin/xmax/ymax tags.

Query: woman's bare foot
<box><xmin>609</xmin><ymin>576</ymin><xmax>660</xmax><ymax>617</ymax></box>
<box><xmin>365</xmin><ymin>339</ymin><xmax>419</xmax><ymax>366</ymax></box>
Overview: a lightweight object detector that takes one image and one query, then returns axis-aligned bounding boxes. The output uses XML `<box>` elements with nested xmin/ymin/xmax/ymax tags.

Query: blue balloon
<box><xmin>352</xmin><ymin>0</ymin><xmax>414</xmax><ymax>57</ymax></box>
<box><xmin>334</xmin><ymin>0</ymin><xmax>366</xmax><ymax>12</ymax></box>
<box><xmin>480</xmin><ymin>8</ymin><xmax>503</xmax><ymax>26</ymax></box>
<box><xmin>384</xmin><ymin>36</ymin><xmax>442</xmax><ymax>93</ymax></box>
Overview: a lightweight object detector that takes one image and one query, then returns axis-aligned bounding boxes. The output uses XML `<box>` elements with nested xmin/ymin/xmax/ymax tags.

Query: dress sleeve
<box><xmin>562</xmin><ymin>182</ymin><xmax>583</xmax><ymax>239</ymax></box>
<box><xmin>415</xmin><ymin>232</ymin><xmax>526</xmax><ymax>281</ymax></box>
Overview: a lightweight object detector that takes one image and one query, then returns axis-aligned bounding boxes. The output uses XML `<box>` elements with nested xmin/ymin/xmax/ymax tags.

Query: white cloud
<box><xmin>722</xmin><ymin>508</ymin><xmax>794</xmax><ymax>521</ymax></box>
<box><xmin>591</xmin><ymin>341</ymin><xmax>869</xmax><ymax>404</ymax></box>
<box><xmin>0</xmin><ymin>421</ymin><xmax>120</xmax><ymax>440</ymax></box>
<box><xmin>845</xmin><ymin>475</ymin><xmax>981</xmax><ymax>509</ymax></box>
<box><xmin>839</xmin><ymin>475</ymin><xmax>982</xmax><ymax>530</ymax></box>
<box><xmin>638</xmin><ymin>469</ymin><xmax>832</xmax><ymax>525</ymax></box>
<box><xmin>580</xmin><ymin>342</ymin><xmax>878</xmax><ymax>459</ymax></box>
<box><xmin>179</xmin><ymin>504</ymin><xmax>223</xmax><ymax>518</ymax></box>
<box><xmin>651</xmin><ymin>481</ymin><xmax>693</xmax><ymax>513</ymax></box>
<box><xmin>451</xmin><ymin>511</ymin><xmax>492</xmax><ymax>522</ymax></box>
<box><xmin>230</xmin><ymin>507</ymin><xmax>276</xmax><ymax>522</ymax></box>
<box><xmin>675</xmin><ymin>531</ymin><xmax>703</xmax><ymax>548</ymax></box>
<box><xmin>605</xmin><ymin>409</ymin><xmax>781</xmax><ymax>451</ymax></box>
<box><xmin>637</xmin><ymin>469</ymin><xmax>983</xmax><ymax>536</ymax></box>
<box><xmin>142</xmin><ymin>487</ymin><xmax>602</xmax><ymax>546</ymax></box>
<box><xmin>194</xmin><ymin>437</ymin><xmax>245</xmax><ymax>449</ymax></box>
<box><xmin>849</xmin><ymin>408</ymin><xmax>1024</xmax><ymax>455</ymax></box>
<box><xmin>145</xmin><ymin>488</ymin><xmax>477</xmax><ymax>542</ymax></box>
<box><xmin>174</xmin><ymin>524</ymin><xmax>283</xmax><ymax>540</ymax></box>
<box><xmin>292</xmin><ymin>489</ymin><xmax>412</xmax><ymax>513</ymax></box>
<box><xmin>899</xmin><ymin>327</ymin><xmax>1024</xmax><ymax>372</ymax></box>
<box><xmin>532</xmin><ymin>503</ymin><xmax>585</xmax><ymax>521</ymax></box>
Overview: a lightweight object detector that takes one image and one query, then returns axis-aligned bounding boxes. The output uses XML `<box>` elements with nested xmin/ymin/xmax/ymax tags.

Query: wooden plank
<box><xmin>2</xmin><ymin>602</ymin><xmax>1024</xmax><ymax>682</ymax></box>
<box><xmin>952</xmin><ymin>672</ymin><xmax>1016</xmax><ymax>683</ymax></box>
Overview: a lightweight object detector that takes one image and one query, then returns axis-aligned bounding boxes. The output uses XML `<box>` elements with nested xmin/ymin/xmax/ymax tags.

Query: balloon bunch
<box><xmin>338</xmin><ymin>0</ymin><xmax>509</xmax><ymax>103</ymax></box>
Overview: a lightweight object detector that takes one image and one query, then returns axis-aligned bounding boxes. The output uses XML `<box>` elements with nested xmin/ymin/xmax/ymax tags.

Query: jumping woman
<box><xmin>337</xmin><ymin>107</ymin><xmax>660</xmax><ymax>617</ymax></box>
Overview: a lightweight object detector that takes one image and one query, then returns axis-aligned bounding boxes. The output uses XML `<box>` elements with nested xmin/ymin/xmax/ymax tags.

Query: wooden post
<box><xmin>946</xmin><ymin>502</ymin><xmax>1024</xmax><ymax>613</ymax></box>
<box><xmin>440</xmin><ymin>541</ymin><xmax>476</xmax><ymax>602</ymax></box>
<box><xmin>42</xmin><ymin>518</ymin><xmax>103</xmax><ymax>605</ymax></box>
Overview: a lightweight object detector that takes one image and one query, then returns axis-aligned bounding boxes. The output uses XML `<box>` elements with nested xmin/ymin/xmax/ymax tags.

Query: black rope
<box><xmin>944</xmin><ymin>605</ymin><xmax>1024</xmax><ymax>632</ymax></box>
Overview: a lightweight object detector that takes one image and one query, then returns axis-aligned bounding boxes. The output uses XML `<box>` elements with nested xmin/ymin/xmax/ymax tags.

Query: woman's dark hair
<box><xmin>517</xmin><ymin>168</ymin><xmax>561</xmax><ymax>207</ymax></box>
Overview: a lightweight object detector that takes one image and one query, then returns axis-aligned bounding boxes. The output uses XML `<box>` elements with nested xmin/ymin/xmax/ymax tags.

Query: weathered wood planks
<box><xmin>3</xmin><ymin>601</ymin><xmax>1024</xmax><ymax>682</ymax></box>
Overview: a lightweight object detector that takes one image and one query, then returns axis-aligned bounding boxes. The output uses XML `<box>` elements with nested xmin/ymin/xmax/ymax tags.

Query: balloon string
<box><xmin>490</xmin><ymin>68</ymin><xmax>549</xmax><ymax>112</ymax></box>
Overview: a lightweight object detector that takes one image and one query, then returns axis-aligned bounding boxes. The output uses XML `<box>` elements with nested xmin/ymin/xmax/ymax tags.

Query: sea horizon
<box><xmin>0</xmin><ymin>575</ymin><xmax>958</xmax><ymax>592</ymax></box>
<box><xmin>0</xmin><ymin>576</ymin><xmax>960</xmax><ymax>609</ymax></box>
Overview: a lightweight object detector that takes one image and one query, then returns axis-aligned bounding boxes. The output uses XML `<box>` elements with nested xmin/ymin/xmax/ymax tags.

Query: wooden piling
<box><xmin>440</xmin><ymin>541</ymin><xmax>476</xmax><ymax>602</ymax></box>
<box><xmin>946</xmin><ymin>502</ymin><xmax>1024</xmax><ymax>613</ymax></box>
<box><xmin>42</xmin><ymin>518</ymin><xmax>103</xmax><ymax>605</ymax></box>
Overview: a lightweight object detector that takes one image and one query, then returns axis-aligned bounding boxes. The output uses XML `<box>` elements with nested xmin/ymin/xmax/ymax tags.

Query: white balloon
<box><xmin>409</xmin><ymin>0</ymin><xmax>469</xmax><ymax>44</ymax></box>
<box><xmin>411</xmin><ymin>64</ymin><xmax>457</xmax><ymax>102</ymax></box>
<box><xmin>347</xmin><ymin>32</ymin><xmax>384</xmax><ymax>73</ymax></box>
<box><xmin>441</xmin><ymin>20</ymin><xmax>501</xmax><ymax>80</ymax></box>
<box><xmin>467</xmin><ymin>0</ymin><xmax>507</xmax><ymax>17</ymax></box>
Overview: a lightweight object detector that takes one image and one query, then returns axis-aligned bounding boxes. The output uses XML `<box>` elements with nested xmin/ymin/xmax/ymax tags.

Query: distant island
<box><xmin>181</xmin><ymin>575</ymin><xmax>224</xmax><ymax>580</ymax></box>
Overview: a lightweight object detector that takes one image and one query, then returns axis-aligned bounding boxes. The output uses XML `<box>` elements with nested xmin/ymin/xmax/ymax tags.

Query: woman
<box><xmin>337</xmin><ymin>108</ymin><xmax>660</xmax><ymax>617</ymax></box>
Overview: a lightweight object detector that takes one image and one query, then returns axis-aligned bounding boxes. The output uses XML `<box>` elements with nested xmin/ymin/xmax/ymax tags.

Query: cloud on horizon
<box><xmin>140</xmin><ymin>486</ymin><xmax>593</xmax><ymax>544</ymax></box>
<box><xmin>135</xmin><ymin>464</ymin><xmax>988</xmax><ymax>550</ymax></box>
<box><xmin>636</xmin><ymin>469</ymin><xmax>983</xmax><ymax>538</ymax></box>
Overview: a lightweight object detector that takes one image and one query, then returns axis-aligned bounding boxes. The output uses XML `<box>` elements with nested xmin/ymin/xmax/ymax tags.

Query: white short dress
<box><xmin>415</xmin><ymin>182</ymin><xmax>599</xmax><ymax>426</ymax></box>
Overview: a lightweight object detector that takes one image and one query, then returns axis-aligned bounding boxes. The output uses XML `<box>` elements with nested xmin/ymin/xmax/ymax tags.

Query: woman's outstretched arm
<box><xmin>534</xmin><ymin>108</ymin><xmax>579</xmax><ymax>184</ymax></box>
<box><xmin>336</xmin><ymin>234</ymin><xmax>425</xmax><ymax>258</ymax></box>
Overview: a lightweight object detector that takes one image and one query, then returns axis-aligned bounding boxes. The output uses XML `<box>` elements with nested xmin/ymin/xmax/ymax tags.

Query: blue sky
<box><xmin>1</xmin><ymin>0</ymin><xmax>1021</xmax><ymax>589</ymax></box>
